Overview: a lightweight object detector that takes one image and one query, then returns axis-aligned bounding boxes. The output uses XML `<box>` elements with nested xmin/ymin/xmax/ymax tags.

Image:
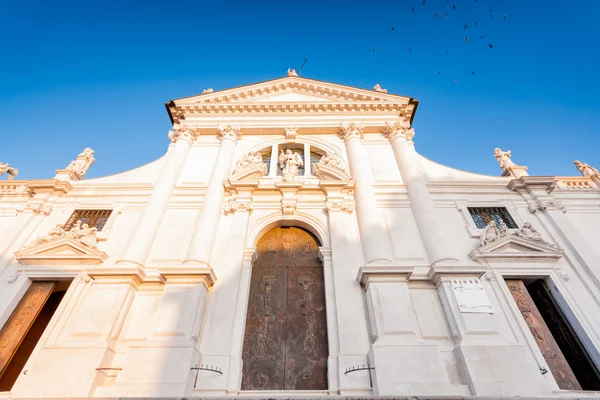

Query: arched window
<box><xmin>252</xmin><ymin>143</ymin><xmax>330</xmax><ymax>178</ymax></box>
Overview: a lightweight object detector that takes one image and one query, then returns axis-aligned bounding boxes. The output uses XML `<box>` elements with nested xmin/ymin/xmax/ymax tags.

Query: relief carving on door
<box><xmin>241</xmin><ymin>227</ymin><xmax>328</xmax><ymax>390</ymax></box>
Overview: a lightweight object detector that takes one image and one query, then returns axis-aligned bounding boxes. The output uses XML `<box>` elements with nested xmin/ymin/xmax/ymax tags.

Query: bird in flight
<box><xmin>504</xmin><ymin>14</ymin><xmax>507</xmax><ymax>20</ymax></box>
<box><xmin>464</xmin><ymin>37</ymin><xmax>468</xmax><ymax>42</ymax></box>
<box><xmin>409</xmin><ymin>48</ymin><xmax>412</xmax><ymax>53</ymax></box>
<box><xmin>464</xmin><ymin>23</ymin><xmax>468</xmax><ymax>29</ymax></box>
<box><xmin>372</xmin><ymin>48</ymin><xmax>376</xmax><ymax>52</ymax></box>
<box><xmin>392</xmin><ymin>26</ymin><xmax>395</xmax><ymax>30</ymax></box>
<box><xmin>471</xmin><ymin>71</ymin><xmax>475</xmax><ymax>75</ymax></box>
<box><xmin>488</xmin><ymin>44</ymin><xmax>493</xmax><ymax>48</ymax></box>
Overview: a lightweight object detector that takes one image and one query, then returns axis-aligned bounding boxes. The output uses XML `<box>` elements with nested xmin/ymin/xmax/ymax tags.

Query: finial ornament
<box><xmin>383</xmin><ymin>120</ymin><xmax>415</xmax><ymax>142</ymax></box>
<box><xmin>0</xmin><ymin>162</ymin><xmax>18</xmax><ymax>180</ymax></box>
<box><xmin>65</xmin><ymin>148</ymin><xmax>95</xmax><ymax>177</ymax></box>
<box><xmin>574</xmin><ymin>160</ymin><xmax>599</xmax><ymax>177</ymax></box>
<box><xmin>201</xmin><ymin>88</ymin><xmax>214</xmax><ymax>94</ymax></box>
<box><xmin>168</xmin><ymin>124</ymin><xmax>197</xmax><ymax>144</ymax></box>
<box><xmin>339</xmin><ymin>122</ymin><xmax>364</xmax><ymax>142</ymax></box>
<box><xmin>287</xmin><ymin>68</ymin><xmax>298</xmax><ymax>77</ymax></box>
<box><xmin>373</xmin><ymin>84</ymin><xmax>388</xmax><ymax>93</ymax></box>
<box><xmin>217</xmin><ymin>124</ymin><xmax>242</xmax><ymax>142</ymax></box>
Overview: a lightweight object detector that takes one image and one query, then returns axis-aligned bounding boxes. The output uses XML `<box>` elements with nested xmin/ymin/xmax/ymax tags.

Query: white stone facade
<box><xmin>1</xmin><ymin>75</ymin><xmax>600</xmax><ymax>398</ymax></box>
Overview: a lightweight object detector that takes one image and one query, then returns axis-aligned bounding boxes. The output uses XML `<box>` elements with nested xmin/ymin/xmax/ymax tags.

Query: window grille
<box><xmin>468</xmin><ymin>207</ymin><xmax>518</xmax><ymax>229</ymax></box>
<box><xmin>64</xmin><ymin>209</ymin><xmax>113</xmax><ymax>232</ymax></box>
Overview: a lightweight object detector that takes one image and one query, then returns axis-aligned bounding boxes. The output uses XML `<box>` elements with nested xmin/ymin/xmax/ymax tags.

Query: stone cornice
<box><xmin>165</xmin><ymin>76</ymin><xmax>419</xmax><ymax>125</ymax></box>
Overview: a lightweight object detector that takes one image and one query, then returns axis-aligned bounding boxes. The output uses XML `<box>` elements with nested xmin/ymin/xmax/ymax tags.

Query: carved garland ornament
<box><xmin>383</xmin><ymin>120</ymin><xmax>415</xmax><ymax>143</ymax></box>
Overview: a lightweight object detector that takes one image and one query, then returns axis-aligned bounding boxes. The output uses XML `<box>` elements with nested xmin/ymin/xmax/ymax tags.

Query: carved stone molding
<box><xmin>528</xmin><ymin>199</ymin><xmax>566</xmax><ymax>214</ymax></box>
<box><xmin>325</xmin><ymin>198</ymin><xmax>355</xmax><ymax>214</ymax></box>
<box><xmin>469</xmin><ymin>234</ymin><xmax>563</xmax><ymax>263</ymax></box>
<box><xmin>223</xmin><ymin>198</ymin><xmax>253</xmax><ymax>215</ymax></box>
<box><xmin>383</xmin><ymin>120</ymin><xmax>414</xmax><ymax>143</ymax></box>
<box><xmin>217</xmin><ymin>124</ymin><xmax>242</xmax><ymax>143</ymax></box>
<box><xmin>339</xmin><ymin>122</ymin><xmax>364</xmax><ymax>142</ymax></box>
<box><xmin>230</xmin><ymin>162</ymin><xmax>268</xmax><ymax>182</ymax></box>
<box><xmin>168</xmin><ymin>124</ymin><xmax>197</xmax><ymax>144</ymax></box>
<box><xmin>15</xmin><ymin>237</ymin><xmax>108</xmax><ymax>266</ymax></box>
<box><xmin>284</xmin><ymin>127</ymin><xmax>298</xmax><ymax>142</ymax></box>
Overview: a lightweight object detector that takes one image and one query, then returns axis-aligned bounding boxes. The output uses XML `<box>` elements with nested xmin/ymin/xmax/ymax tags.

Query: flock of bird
<box><xmin>371</xmin><ymin>0</ymin><xmax>509</xmax><ymax>84</ymax></box>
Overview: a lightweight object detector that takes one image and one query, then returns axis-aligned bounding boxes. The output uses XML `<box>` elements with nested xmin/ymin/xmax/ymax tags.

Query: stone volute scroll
<box><xmin>494</xmin><ymin>147</ymin><xmax>528</xmax><ymax>178</ymax></box>
<box><xmin>312</xmin><ymin>151</ymin><xmax>351</xmax><ymax>181</ymax></box>
<box><xmin>229</xmin><ymin>151</ymin><xmax>267</xmax><ymax>181</ymax></box>
<box><xmin>0</xmin><ymin>162</ymin><xmax>18</xmax><ymax>180</ymax></box>
<box><xmin>55</xmin><ymin>148</ymin><xmax>95</xmax><ymax>180</ymax></box>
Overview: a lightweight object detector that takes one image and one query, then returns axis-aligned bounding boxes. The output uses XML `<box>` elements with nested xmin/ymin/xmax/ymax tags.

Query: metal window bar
<box><xmin>467</xmin><ymin>207</ymin><xmax>518</xmax><ymax>229</ymax></box>
<box><xmin>64</xmin><ymin>210</ymin><xmax>113</xmax><ymax>232</ymax></box>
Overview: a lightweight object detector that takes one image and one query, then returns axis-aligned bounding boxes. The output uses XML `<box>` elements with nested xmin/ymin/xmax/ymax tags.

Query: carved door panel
<box><xmin>0</xmin><ymin>282</ymin><xmax>55</xmax><ymax>379</ymax></box>
<box><xmin>241</xmin><ymin>227</ymin><xmax>328</xmax><ymax>391</ymax></box>
<box><xmin>507</xmin><ymin>280</ymin><xmax>581</xmax><ymax>390</ymax></box>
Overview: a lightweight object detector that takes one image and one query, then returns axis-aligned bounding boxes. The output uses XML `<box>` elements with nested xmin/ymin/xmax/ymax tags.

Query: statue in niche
<box><xmin>574</xmin><ymin>160</ymin><xmax>599</xmax><ymax>177</ymax></box>
<box><xmin>65</xmin><ymin>148</ymin><xmax>95</xmax><ymax>176</ymax></box>
<box><xmin>0</xmin><ymin>162</ymin><xmax>18</xmax><ymax>180</ymax></box>
<box><xmin>479</xmin><ymin>220</ymin><xmax>499</xmax><ymax>247</ymax></box>
<box><xmin>514</xmin><ymin>222</ymin><xmax>543</xmax><ymax>241</ymax></box>
<box><xmin>235</xmin><ymin>151</ymin><xmax>263</xmax><ymax>172</ymax></box>
<box><xmin>318</xmin><ymin>152</ymin><xmax>345</xmax><ymax>171</ymax></box>
<box><xmin>494</xmin><ymin>147</ymin><xmax>518</xmax><ymax>170</ymax></box>
<box><xmin>279</xmin><ymin>149</ymin><xmax>304</xmax><ymax>182</ymax></box>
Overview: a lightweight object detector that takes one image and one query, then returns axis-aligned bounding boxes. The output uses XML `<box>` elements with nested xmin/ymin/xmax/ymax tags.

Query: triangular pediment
<box><xmin>170</xmin><ymin>76</ymin><xmax>416</xmax><ymax>107</ymax></box>
<box><xmin>469</xmin><ymin>234</ymin><xmax>563</xmax><ymax>263</ymax></box>
<box><xmin>14</xmin><ymin>237</ymin><xmax>108</xmax><ymax>265</ymax></box>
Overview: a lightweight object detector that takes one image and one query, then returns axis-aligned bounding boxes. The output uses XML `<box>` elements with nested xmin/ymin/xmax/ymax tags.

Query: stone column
<box><xmin>339</xmin><ymin>123</ymin><xmax>394</xmax><ymax>264</ymax></box>
<box><xmin>185</xmin><ymin>125</ymin><xmax>242</xmax><ymax>267</ymax></box>
<box><xmin>116</xmin><ymin>125</ymin><xmax>195</xmax><ymax>267</ymax></box>
<box><xmin>383</xmin><ymin>121</ymin><xmax>453</xmax><ymax>265</ymax></box>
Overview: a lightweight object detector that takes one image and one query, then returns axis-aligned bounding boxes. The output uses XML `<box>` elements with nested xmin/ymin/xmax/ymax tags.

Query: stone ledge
<box><xmin>3</xmin><ymin>396</ymin><xmax>600</xmax><ymax>400</ymax></box>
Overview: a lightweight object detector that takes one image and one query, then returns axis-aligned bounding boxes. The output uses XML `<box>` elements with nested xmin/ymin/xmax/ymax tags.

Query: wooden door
<box><xmin>507</xmin><ymin>279</ymin><xmax>581</xmax><ymax>390</ymax></box>
<box><xmin>241</xmin><ymin>227</ymin><xmax>328</xmax><ymax>390</ymax></box>
<box><xmin>0</xmin><ymin>282</ymin><xmax>55</xmax><ymax>380</ymax></box>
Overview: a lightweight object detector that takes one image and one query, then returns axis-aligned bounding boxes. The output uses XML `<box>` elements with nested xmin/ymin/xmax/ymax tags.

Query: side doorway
<box><xmin>507</xmin><ymin>279</ymin><xmax>600</xmax><ymax>391</ymax></box>
<box><xmin>0</xmin><ymin>280</ymin><xmax>71</xmax><ymax>391</ymax></box>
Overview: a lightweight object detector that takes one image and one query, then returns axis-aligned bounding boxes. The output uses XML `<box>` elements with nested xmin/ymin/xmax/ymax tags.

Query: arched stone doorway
<box><xmin>241</xmin><ymin>226</ymin><xmax>328</xmax><ymax>390</ymax></box>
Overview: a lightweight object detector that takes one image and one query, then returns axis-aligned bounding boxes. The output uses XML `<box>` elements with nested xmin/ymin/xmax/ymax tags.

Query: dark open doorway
<box><xmin>0</xmin><ymin>280</ymin><xmax>71</xmax><ymax>391</ymax></box>
<box><xmin>507</xmin><ymin>278</ymin><xmax>600</xmax><ymax>391</ymax></box>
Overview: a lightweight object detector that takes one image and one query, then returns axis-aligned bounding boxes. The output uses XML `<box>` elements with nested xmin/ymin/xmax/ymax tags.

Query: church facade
<box><xmin>1</xmin><ymin>74</ymin><xmax>600</xmax><ymax>398</ymax></box>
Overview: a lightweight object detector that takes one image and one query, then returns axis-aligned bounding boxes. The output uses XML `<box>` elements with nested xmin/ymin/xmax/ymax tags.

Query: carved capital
<box><xmin>325</xmin><ymin>198</ymin><xmax>355</xmax><ymax>214</ymax></box>
<box><xmin>217</xmin><ymin>124</ymin><xmax>242</xmax><ymax>143</ymax></box>
<box><xmin>339</xmin><ymin>122</ymin><xmax>364</xmax><ymax>142</ymax></box>
<box><xmin>383</xmin><ymin>120</ymin><xmax>415</xmax><ymax>143</ymax></box>
<box><xmin>168</xmin><ymin>124</ymin><xmax>197</xmax><ymax>145</ymax></box>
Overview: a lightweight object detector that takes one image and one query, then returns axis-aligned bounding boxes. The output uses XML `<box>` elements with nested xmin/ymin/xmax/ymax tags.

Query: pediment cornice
<box><xmin>14</xmin><ymin>237</ymin><xmax>109</xmax><ymax>266</ymax></box>
<box><xmin>469</xmin><ymin>234</ymin><xmax>563</xmax><ymax>263</ymax></box>
<box><xmin>166</xmin><ymin>76</ymin><xmax>418</xmax><ymax>125</ymax></box>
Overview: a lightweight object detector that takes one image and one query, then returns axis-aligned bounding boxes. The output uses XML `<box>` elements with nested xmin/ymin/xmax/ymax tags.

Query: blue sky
<box><xmin>1</xmin><ymin>0</ymin><xmax>599</xmax><ymax>180</ymax></box>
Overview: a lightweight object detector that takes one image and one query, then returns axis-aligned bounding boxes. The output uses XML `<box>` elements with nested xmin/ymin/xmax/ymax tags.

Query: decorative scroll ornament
<box><xmin>339</xmin><ymin>122</ymin><xmax>364</xmax><ymax>142</ymax></box>
<box><xmin>373</xmin><ymin>84</ymin><xmax>387</xmax><ymax>93</ymax></box>
<box><xmin>279</xmin><ymin>149</ymin><xmax>304</xmax><ymax>182</ymax></box>
<box><xmin>168</xmin><ymin>124</ymin><xmax>197</xmax><ymax>144</ymax></box>
<box><xmin>574</xmin><ymin>160</ymin><xmax>599</xmax><ymax>177</ymax></box>
<box><xmin>25</xmin><ymin>220</ymin><xmax>99</xmax><ymax>250</ymax></box>
<box><xmin>65</xmin><ymin>148</ymin><xmax>95</xmax><ymax>177</ymax></box>
<box><xmin>0</xmin><ymin>162</ymin><xmax>18</xmax><ymax>180</ymax></box>
<box><xmin>383</xmin><ymin>120</ymin><xmax>415</xmax><ymax>143</ymax></box>
<box><xmin>287</xmin><ymin>68</ymin><xmax>298</xmax><ymax>76</ymax></box>
<box><xmin>234</xmin><ymin>151</ymin><xmax>263</xmax><ymax>173</ymax></box>
<box><xmin>217</xmin><ymin>124</ymin><xmax>242</xmax><ymax>142</ymax></box>
<box><xmin>325</xmin><ymin>198</ymin><xmax>355</xmax><ymax>214</ymax></box>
